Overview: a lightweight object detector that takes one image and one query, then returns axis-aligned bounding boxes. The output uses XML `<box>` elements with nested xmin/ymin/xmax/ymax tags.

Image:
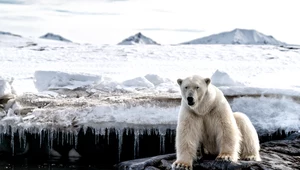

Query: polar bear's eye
<box><xmin>185</xmin><ymin>86</ymin><xmax>188</xmax><ymax>89</ymax></box>
<box><xmin>196</xmin><ymin>86</ymin><xmax>200</xmax><ymax>89</ymax></box>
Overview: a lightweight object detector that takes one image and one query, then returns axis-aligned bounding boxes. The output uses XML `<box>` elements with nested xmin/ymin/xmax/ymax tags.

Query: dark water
<box><xmin>0</xmin><ymin>127</ymin><xmax>177</xmax><ymax>170</ymax></box>
<box><xmin>0</xmin><ymin>156</ymin><xmax>113</xmax><ymax>170</ymax></box>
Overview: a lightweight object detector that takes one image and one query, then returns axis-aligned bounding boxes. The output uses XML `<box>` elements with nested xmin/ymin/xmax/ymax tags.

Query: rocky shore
<box><xmin>116</xmin><ymin>133</ymin><xmax>300</xmax><ymax>170</ymax></box>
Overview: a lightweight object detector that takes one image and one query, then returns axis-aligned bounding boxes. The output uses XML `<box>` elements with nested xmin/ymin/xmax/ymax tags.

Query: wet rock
<box><xmin>145</xmin><ymin>166</ymin><xmax>160</xmax><ymax>170</ymax></box>
<box><xmin>116</xmin><ymin>133</ymin><xmax>300</xmax><ymax>170</ymax></box>
<box><xmin>160</xmin><ymin>159</ymin><xmax>172</xmax><ymax>170</ymax></box>
<box><xmin>116</xmin><ymin>154</ymin><xmax>176</xmax><ymax>170</ymax></box>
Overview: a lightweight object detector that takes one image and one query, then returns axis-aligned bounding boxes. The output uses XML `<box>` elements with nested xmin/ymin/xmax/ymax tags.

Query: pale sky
<box><xmin>0</xmin><ymin>0</ymin><xmax>299</xmax><ymax>45</ymax></box>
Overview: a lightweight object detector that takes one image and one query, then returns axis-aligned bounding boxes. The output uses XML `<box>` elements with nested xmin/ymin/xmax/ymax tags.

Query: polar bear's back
<box><xmin>233</xmin><ymin>112</ymin><xmax>261</xmax><ymax>160</ymax></box>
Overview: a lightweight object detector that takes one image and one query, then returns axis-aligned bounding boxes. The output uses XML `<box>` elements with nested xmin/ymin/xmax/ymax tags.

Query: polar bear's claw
<box><xmin>241</xmin><ymin>155</ymin><xmax>256</xmax><ymax>161</ymax></box>
<box><xmin>216</xmin><ymin>153</ymin><xmax>233</xmax><ymax>161</ymax></box>
<box><xmin>172</xmin><ymin>161</ymin><xmax>192</xmax><ymax>170</ymax></box>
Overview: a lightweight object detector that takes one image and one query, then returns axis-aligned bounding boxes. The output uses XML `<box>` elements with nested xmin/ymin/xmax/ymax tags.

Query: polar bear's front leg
<box><xmin>172</xmin><ymin>116</ymin><xmax>203</xmax><ymax>170</ymax></box>
<box><xmin>216</xmin><ymin>118</ymin><xmax>241</xmax><ymax>162</ymax></box>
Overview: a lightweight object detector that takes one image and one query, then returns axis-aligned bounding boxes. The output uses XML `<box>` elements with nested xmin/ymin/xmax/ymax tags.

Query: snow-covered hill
<box><xmin>0</xmin><ymin>31</ymin><xmax>21</xmax><ymax>37</ymax></box>
<box><xmin>40</xmin><ymin>33</ymin><xmax>72</xmax><ymax>43</ymax></box>
<box><xmin>118</xmin><ymin>32</ymin><xmax>159</xmax><ymax>45</ymax></box>
<box><xmin>182</xmin><ymin>29</ymin><xmax>286</xmax><ymax>46</ymax></box>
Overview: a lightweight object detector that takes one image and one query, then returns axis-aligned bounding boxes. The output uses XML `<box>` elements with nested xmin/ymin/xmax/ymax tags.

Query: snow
<box><xmin>211</xmin><ymin>70</ymin><xmax>244</xmax><ymax>87</ymax></box>
<box><xmin>122</xmin><ymin>77</ymin><xmax>155</xmax><ymax>88</ymax></box>
<box><xmin>231</xmin><ymin>97</ymin><xmax>300</xmax><ymax>133</ymax></box>
<box><xmin>1</xmin><ymin>33</ymin><xmax>300</xmax><ymax>137</ymax></box>
<box><xmin>145</xmin><ymin>74</ymin><xmax>171</xmax><ymax>86</ymax></box>
<box><xmin>34</xmin><ymin>71</ymin><xmax>102</xmax><ymax>91</ymax></box>
<box><xmin>0</xmin><ymin>77</ymin><xmax>13</xmax><ymax>97</ymax></box>
<box><xmin>182</xmin><ymin>28</ymin><xmax>286</xmax><ymax>45</ymax></box>
<box><xmin>40</xmin><ymin>33</ymin><xmax>72</xmax><ymax>43</ymax></box>
<box><xmin>1</xmin><ymin>94</ymin><xmax>299</xmax><ymax>136</ymax></box>
<box><xmin>118</xmin><ymin>32</ymin><xmax>159</xmax><ymax>45</ymax></box>
<box><xmin>34</xmin><ymin>71</ymin><xmax>175</xmax><ymax>93</ymax></box>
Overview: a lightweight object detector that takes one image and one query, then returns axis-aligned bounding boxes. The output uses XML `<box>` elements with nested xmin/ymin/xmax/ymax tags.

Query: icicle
<box><xmin>50</xmin><ymin>129</ymin><xmax>54</xmax><ymax>149</ymax></box>
<box><xmin>0</xmin><ymin>126</ymin><xmax>2</xmax><ymax>144</ymax></box>
<box><xmin>98</xmin><ymin>128</ymin><xmax>101</xmax><ymax>143</ymax></box>
<box><xmin>117</xmin><ymin>128</ymin><xmax>123</xmax><ymax>162</ymax></box>
<box><xmin>159</xmin><ymin>128</ymin><xmax>166</xmax><ymax>154</ymax></box>
<box><xmin>160</xmin><ymin>135</ymin><xmax>165</xmax><ymax>154</ymax></box>
<box><xmin>70</xmin><ymin>131</ymin><xmax>73</xmax><ymax>146</ymax></box>
<box><xmin>133</xmin><ymin>129</ymin><xmax>140</xmax><ymax>159</ymax></box>
<box><xmin>95</xmin><ymin>128</ymin><xmax>100</xmax><ymax>144</ymax></box>
<box><xmin>70</xmin><ymin>131</ymin><xmax>73</xmax><ymax>145</ymax></box>
<box><xmin>47</xmin><ymin>129</ymin><xmax>50</xmax><ymax>149</ymax></box>
<box><xmin>18</xmin><ymin>129</ymin><xmax>22</xmax><ymax>148</ymax></box>
<box><xmin>66</xmin><ymin>131</ymin><xmax>69</xmax><ymax>144</ymax></box>
<box><xmin>4</xmin><ymin>125</ymin><xmax>8</xmax><ymax>134</ymax></box>
<box><xmin>53</xmin><ymin>130</ymin><xmax>57</xmax><ymax>145</ymax></box>
<box><xmin>11</xmin><ymin>126</ymin><xmax>14</xmax><ymax>156</ymax></box>
<box><xmin>147</xmin><ymin>128</ymin><xmax>151</xmax><ymax>135</ymax></box>
<box><xmin>171</xmin><ymin>130</ymin><xmax>176</xmax><ymax>144</ymax></box>
<box><xmin>23</xmin><ymin>131</ymin><xmax>27</xmax><ymax>149</ymax></box>
<box><xmin>74</xmin><ymin>131</ymin><xmax>78</xmax><ymax>149</ymax></box>
<box><xmin>62</xmin><ymin>131</ymin><xmax>65</xmax><ymax>145</ymax></box>
<box><xmin>106</xmin><ymin>128</ymin><xmax>110</xmax><ymax>145</ymax></box>
<box><xmin>39</xmin><ymin>129</ymin><xmax>43</xmax><ymax>148</ymax></box>
<box><xmin>83</xmin><ymin>126</ymin><xmax>88</xmax><ymax>135</ymax></box>
<box><xmin>91</xmin><ymin>128</ymin><xmax>95</xmax><ymax>135</ymax></box>
<box><xmin>101</xmin><ymin>128</ymin><xmax>106</xmax><ymax>136</ymax></box>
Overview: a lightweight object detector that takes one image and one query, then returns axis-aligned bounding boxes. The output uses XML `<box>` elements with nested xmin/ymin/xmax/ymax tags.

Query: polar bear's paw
<box><xmin>216</xmin><ymin>153</ymin><xmax>233</xmax><ymax>161</ymax></box>
<box><xmin>172</xmin><ymin>161</ymin><xmax>192</xmax><ymax>170</ymax></box>
<box><xmin>241</xmin><ymin>155</ymin><xmax>260</xmax><ymax>161</ymax></box>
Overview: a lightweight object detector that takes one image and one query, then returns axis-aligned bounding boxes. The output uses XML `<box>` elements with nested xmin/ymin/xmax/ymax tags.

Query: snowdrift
<box><xmin>34</xmin><ymin>71</ymin><xmax>177</xmax><ymax>93</ymax></box>
<box><xmin>211</xmin><ymin>70</ymin><xmax>244</xmax><ymax>86</ymax></box>
<box><xmin>34</xmin><ymin>71</ymin><xmax>102</xmax><ymax>92</ymax></box>
<box><xmin>0</xmin><ymin>77</ymin><xmax>13</xmax><ymax>97</ymax></box>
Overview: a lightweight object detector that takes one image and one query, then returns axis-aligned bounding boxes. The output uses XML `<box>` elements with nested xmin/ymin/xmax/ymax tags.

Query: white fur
<box><xmin>172</xmin><ymin>75</ymin><xmax>261</xmax><ymax>169</ymax></box>
<box><xmin>234</xmin><ymin>112</ymin><xmax>261</xmax><ymax>161</ymax></box>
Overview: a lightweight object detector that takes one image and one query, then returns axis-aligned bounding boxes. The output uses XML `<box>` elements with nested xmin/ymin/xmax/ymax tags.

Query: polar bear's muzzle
<box><xmin>187</xmin><ymin>97</ymin><xmax>195</xmax><ymax>106</ymax></box>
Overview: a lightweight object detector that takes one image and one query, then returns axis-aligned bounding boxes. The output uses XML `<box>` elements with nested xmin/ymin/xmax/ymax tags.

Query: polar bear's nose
<box><xmin>187</xmin><ymin>97</ymin><xmax>194</xmax><ymax>103</ymax></box>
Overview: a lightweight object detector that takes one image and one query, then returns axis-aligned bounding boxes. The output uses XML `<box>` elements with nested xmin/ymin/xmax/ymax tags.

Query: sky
<box><xmin>0</xmin><ymin>0</ymin><xmax>299</xmax><ymax>45</ymax></box>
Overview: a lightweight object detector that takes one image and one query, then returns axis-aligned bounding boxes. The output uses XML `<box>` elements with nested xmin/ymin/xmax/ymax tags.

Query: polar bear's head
<box><xmin>177</xmin><ymin>75</ymin><xmax>210</xmax><ymax>108</ymax></box>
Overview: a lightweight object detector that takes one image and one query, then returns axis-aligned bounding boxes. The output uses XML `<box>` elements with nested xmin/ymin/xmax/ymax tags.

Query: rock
<box><xmin>40</xmin><ymin>33</ymin><xmax>72</xmax><ymax>42</ymax></box>
<box><xmin>116</xmin><ymin>133</ymin><xmax>300</xmax><ymax>170</ymax></box>
<box><xmin>118</xmin><ymin>32</ymin><xmax>160</xmax><ymax>45</ymax></box>
<box><xmin>160</xmin><ymin>159</ymin><xmax>172</xmax><ymax>170</ymax></box>
<box><xmin>145</xmin><ymin>166</ymin><xmax>160</xmax><ymax>170</ymax></box>
<box><xmin>116</xmin><ymin>153</ymin><xmax>176</xmax><ymax>170</ymax></box>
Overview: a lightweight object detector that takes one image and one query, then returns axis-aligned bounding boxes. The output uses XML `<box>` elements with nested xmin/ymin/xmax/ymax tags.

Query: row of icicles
<box><xmin>0</xmin><ymin>126</ymin><xmax>173</xmax><ymax>162</ymax></box>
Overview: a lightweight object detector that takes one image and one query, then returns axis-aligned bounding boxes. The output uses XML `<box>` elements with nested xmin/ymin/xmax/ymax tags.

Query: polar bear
<box><xmin>172</xmin><ymin>75</ymin><xmax>261</xmax><ymax>170</ymax></box>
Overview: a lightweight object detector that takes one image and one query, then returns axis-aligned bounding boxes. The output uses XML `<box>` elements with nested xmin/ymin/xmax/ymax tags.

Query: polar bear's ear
<box><xmin>204</xmin><ymin>78</ymin><xmax>211</xmax><ymax>85</ymax></box>
<box><xmin>177</xmin><ymin>79</ymin><xmax>183</xmax><ymax>86</ymax></box>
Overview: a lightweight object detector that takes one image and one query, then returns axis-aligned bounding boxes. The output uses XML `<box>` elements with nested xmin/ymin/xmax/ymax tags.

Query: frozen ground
<box><xmin>1</xmin><ymin>34</ymin><xmax>300</xmax><ymax>135</ymax></box>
